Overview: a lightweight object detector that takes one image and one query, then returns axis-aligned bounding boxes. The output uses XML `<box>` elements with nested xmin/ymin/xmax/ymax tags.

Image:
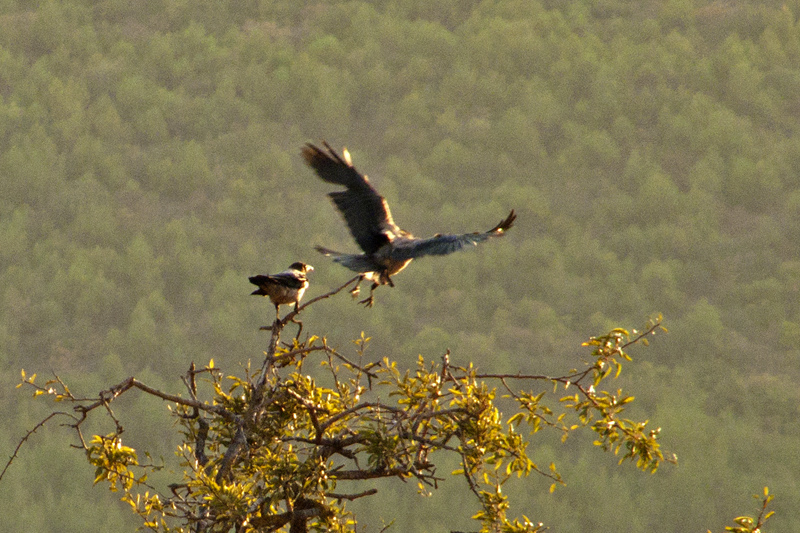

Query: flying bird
<box><xmin>302</xmin><ymin>142</ymin><xmax>516</xmax><ymax>306</ymax></box>
<box><xmin>249</xmin><ymin>262</ymin><xmax>313</xmax><ymax>319</ymax></box>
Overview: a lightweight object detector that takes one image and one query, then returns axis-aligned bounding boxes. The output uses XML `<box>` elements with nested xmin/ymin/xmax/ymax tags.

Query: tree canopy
<box><xmin>13</xmin><ymin>287</ymin><xmax>674</xmax><ymax>532</ymax></box>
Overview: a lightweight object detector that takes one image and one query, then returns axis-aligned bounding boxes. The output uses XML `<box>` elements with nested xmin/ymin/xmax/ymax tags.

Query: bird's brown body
<box><xmin>249</xmin><ymin>262</ymin><xmax>313</xmax><ymax>319</ymax></box>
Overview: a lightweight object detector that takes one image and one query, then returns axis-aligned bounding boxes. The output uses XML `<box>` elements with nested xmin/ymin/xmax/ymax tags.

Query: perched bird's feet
<box><xmin>349</xmin><ymin>285</ymin><xmax>361</xmax><ymax>298</ymax></box>
<box><xmin>358</xmin><ymin>295</ymin><xmax>375</xmax><ymax>307</ymax></box>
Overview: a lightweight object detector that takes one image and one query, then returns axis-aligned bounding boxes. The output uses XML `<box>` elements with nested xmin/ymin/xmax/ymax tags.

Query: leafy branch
<box><xmin>708</xmin><ymin>487</ymin><xmax>775</xmax><ymax>533</ymax></box>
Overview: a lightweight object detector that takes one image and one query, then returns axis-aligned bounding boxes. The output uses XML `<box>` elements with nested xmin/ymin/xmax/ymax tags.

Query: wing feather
<box><xmin>388</xmin><ymin>210</ymin><xmax>516</xmax><ymax>261</ymax></box>
<box><xmin>303</xmin><ymin>142</ymin><xmax>400</xmax><ymax>254</ymax></box>
<box><xmin>249</xmin><ymin>272</ymin><xmax>305</xmax><ymax>290</ymax></box>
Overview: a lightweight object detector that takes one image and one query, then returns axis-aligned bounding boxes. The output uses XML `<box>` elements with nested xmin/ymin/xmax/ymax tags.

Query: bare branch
<box><xmin>0</xmin><ymin>411</ymin><xmax>67</xmax><ymax>483</ymax></box>
<box><xmin>326</xmin><ymin>489</ymin><xmax>378</xmax><ymax>501</ymax></box>
<box><xmin>216</xmin><ymin>426</ymin><xmax>247</xmax><ymax>483</ymax></box>
<box><xmin>330</xmin><ymin>464</ymin><xmax>434</xmax><ymax>481</ymax></box>
<box><xmin>76</xmin><ymin>377</ymin><xmax>239</xmax><ymax>423</ymax></box>
<box><xmin>272</xmin><ymin>345</ymin><xmax>333</xmax><ymax>365</ymax></box>
<box><xmin>322</xmin><ymin>343</ymin><xmax>381</xmax><ymax>378</ymax></box>
<box><xmin>317</xmin><ymin>402</ymin><xmax>403</xmax><ymax>434</ymax></box>
<box><xmin>292</xmin><ymin>275</ymin><xmax>362</xmax><ymax>317</ymax></box>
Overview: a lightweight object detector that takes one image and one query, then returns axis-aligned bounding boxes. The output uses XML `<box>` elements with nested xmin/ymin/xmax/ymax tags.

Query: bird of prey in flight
<box><xmin>302</xmin><ymin>142</ymin><xmax>516</xmax><ymax>306</ymax></box>
<box><xmin>249</xmin><ymin>262</ymin><xmax>313</xmax><ymax>319</ymax></box>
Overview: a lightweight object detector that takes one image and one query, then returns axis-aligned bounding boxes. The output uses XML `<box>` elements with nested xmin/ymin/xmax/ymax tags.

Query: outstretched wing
<box><xmin>302</xmin><ymin>142</ymin><xmax>401</xmax><ymax>254</ymax></box>
<box><xmin>388</xmin><ymin>210</ymin><xmax>516</xmax><ymax>261</ymax></box>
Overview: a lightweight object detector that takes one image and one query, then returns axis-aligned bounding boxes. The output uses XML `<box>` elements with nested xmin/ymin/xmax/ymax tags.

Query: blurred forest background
<box><xmin>1</xmin><ymin>0</ymin><xmax>799</xmax><ymax>531</ymax></box>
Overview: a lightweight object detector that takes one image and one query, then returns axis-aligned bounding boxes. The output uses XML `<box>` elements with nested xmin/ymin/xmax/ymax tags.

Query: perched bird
<box><xmin>302</xmin><ymin>141</ymin><xmax>516</xmax><ymax>306</ymax></box>
<box><xmin>249</xmin><ymin>262</ymin><xmax>313</xmax><ymax>319</ymax></box>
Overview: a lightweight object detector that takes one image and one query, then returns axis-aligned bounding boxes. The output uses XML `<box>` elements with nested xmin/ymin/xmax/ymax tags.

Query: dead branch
<box><xmin>326</xmin><ymin>488</ymin><xmax>378</xmax><ymax>501</ymax></box>
<box><xmin>76</xmin><ymin>377</ymin><xmax>239</xmax><ymax>423</ymax></box>
<box><xmin>0</xmin><ymin>411</ymin><xmax>67</xmax><ymax>483</ymax></box>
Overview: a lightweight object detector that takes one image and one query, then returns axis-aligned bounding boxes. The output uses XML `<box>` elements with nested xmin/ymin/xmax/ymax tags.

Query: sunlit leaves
<box><xmin>559</xmin><ymin>316</ymin><xmax>673</xmax><ymax>473</ymax></box>
<box><xmin>87</xmin><ymin>434</ymin><xmax>141</xmax><ymax>492</ymax></box>
<box><xmin>707</xmin><ymin>487</ymin><xmax>775</xmax><ymax>533</ymax></box>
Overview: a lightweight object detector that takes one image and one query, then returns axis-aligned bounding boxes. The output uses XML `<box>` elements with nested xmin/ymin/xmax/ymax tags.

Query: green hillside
<box><xmin>2</xmin><ymin>0</ymin><xmax>800</xmax><ymax>531</ymax></box>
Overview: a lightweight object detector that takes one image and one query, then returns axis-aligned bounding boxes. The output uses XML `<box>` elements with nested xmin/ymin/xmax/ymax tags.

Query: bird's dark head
<box><xmin>289</xmin><ymin>262</ymin><xmax>313</xmax><ymax>274</ymax></box>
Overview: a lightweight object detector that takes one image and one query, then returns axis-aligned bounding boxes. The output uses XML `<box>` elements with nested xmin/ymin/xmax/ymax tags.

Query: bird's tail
<box><xmin>314</xmin><ymin>246</ymin><xmax>347</xmax><ymax>258</ymax></box>
<box><xmin>249</xmin><ymin>275</ymin><xmax>269</xmax><ymax>295</ymax></box>
<box><xmin>314</xmin><ymin>246</ymin><xmax>378</xmax><ymax>273</ymax></box>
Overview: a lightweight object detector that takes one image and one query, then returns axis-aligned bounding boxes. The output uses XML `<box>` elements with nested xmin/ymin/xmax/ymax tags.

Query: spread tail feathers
<box><xmin>314</xmin><ymin>246</ymin><xmax>381</xmax><ymax>273</ymax></box>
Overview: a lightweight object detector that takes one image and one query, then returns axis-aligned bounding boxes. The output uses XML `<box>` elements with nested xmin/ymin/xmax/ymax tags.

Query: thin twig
<box><xmin>326</xmin><ymin>489</ymin><xmax>378</xmax><ymax>501</ymax></box>
<box><xmin>316</xmin><ymin>401</ymin><xmax>403</xmax><ymax>434</ymax></box>
<box><xmin>324</xmin><ymin>343</ymin><xmax>381</xmax><ymax>378</ymax></box>
<box><xmin>272</xmin><ymin>345</ymin><xmax>331</xmax><ymax>364</ymax></box>
<box><xmin>77</xmin><ymin>377</ymin><xmax>239</xmax><ymax>422</ymax></box>
<box><xmin>0</xmin><ymin>411</ymin><xmax>65</xmax><ymax>483</ymax></box>
<box><xmin>291</xmin><ymin>275</ymin><xmax>362</xmax><ymax>317</ymax></box>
